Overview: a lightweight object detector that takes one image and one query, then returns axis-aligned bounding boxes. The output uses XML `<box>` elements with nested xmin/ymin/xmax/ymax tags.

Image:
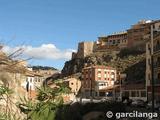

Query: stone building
<box><xmin>0</xmin><ymin>51</ymin><xmax>29</xmax><ymax>119</ymax></box>
<box><xmin>146</xmin><ymin>21</ymin><xmax>160</xmax><ymax>102</ymax></box>
<box><xmin>65</xmin><ymin>78</ymin><xmax>81</xmax><ymax>95</ymax></box>
<box><xmin>127</xmin><ymin>20</ymin><xmax>160</xmax><ymax>51</ymax></box>
<box><xmin>96</xmin><ymin>20</ymin><xmax>160</xmax><ymax>52</ymax></box>
<box><xmin>72</xmin><ymin>41</ymin><xmax>95</xmax><ymax>59</ymax></box>
<box><xmin>63</xmin><ymin>78</ymin><xmax>81</xmax><ymax>101</ymax></box>
<box><xmin>96</xmin><ymin>31</ymin><xmax>128</xmax><ymax>51</ymax></box>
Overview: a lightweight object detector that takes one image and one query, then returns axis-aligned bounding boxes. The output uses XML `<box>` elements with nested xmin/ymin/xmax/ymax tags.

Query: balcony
<box><xmin>96</xmin><ymin>81</ymin><xmax>114</xmax><ymax>90</ymax></box>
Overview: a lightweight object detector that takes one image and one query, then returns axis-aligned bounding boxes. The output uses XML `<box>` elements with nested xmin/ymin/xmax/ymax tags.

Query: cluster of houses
<box><xmin>0</xmin><ymin>50</ymin><xmax>58</xmax><ymax>101</ymax></box>
<box><xmin>71</xmin><ymin>20</ymin><xmax>160</xmax><ymax>103</ymax></box>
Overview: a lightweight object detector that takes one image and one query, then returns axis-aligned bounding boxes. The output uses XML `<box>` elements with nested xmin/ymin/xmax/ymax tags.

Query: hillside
<box><xmin>32</xmin><ymin>66</ymin><xmax>58</xmax><ymax>70</ymax></box>
<box><xmin>62</xmin><ymin>48</ymin><xmax>146</xmax><ymax>83</ymax></box>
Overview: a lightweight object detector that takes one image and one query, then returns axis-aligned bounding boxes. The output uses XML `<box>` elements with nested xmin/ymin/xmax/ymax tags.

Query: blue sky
<box><xmin>0</xmin><ymin>0</ymin><xmax>160</xmax><ymax>70</ymax></box>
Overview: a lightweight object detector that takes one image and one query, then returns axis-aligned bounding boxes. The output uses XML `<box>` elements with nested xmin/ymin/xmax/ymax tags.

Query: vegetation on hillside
<box><xmin>32</xmin><ymin>66</ymin><xmax>57</xmax><ymax>70</ymax></box>
<box><xmin>62</xmin><ymin>48</ymin><xmax>146</xmax><ymax>83</ymax></box>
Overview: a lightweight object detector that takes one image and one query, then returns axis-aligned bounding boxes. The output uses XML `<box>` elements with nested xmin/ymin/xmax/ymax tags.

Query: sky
<box><xmin>0</xmin><ymin>0</ymin><xmax>160</xmax><ymax>70</ymax></box>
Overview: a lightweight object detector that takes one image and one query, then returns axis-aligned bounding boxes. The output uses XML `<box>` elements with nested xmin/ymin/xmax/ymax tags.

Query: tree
<box><xmin>19</xmin><ymin>82</ymin><xmax>71</xmax><ymax>120</ymax></box>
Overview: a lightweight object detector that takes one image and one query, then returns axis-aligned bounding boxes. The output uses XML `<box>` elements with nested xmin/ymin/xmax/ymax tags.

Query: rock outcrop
<box><xmin>62</xmin><ymin>48</ymin><xmax>146</xmax><ymax>83</ymax></box>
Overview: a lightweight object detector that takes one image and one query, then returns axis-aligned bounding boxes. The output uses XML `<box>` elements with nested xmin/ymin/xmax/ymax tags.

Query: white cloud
<box><xmin>2</xmin><ymin>44</ymin><xmax>76</xmax><ymax>60</ymax></box>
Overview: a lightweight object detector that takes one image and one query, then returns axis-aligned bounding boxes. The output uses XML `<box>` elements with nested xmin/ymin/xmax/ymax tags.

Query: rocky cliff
<box><xmin>62</xmin><ymin>48</ymin><xmax>146</xmax><ymax>83</ymax></box>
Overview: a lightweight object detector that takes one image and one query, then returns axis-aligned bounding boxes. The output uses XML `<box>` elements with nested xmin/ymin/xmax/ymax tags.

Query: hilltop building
<box><xmin>127</xmin><ymin>20</ymin><xmax>160</xmax><ymax>51</ymax></box>
<box><xmin>71</xmin><ymin>20</ymin><xmax>160</xmax><ymax>60</ymax></box>
<box><xmin>96</xmin><ymin>31</ymin><xmax>128</xmax><ymax>51</ymax></box>
<box><xmin>72</xmin><ymin>41</ymin><xmax>95</xmax><ymax>59</ymax></box>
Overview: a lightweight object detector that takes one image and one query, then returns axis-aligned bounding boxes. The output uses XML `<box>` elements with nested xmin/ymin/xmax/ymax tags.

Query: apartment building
<box><xmin>97</xmin><ymin>31</ymin><xmax>128</xmax><ymax>51</ymax></box>
<box><xmin>81</xmin><ymin>65</ymin><xmax>117</xmax><ymax>98</ymax></box>
<box><xmin>146</xmin><ymin>22</ymin><xmax>160</xmax><ymax>102</ymax></box>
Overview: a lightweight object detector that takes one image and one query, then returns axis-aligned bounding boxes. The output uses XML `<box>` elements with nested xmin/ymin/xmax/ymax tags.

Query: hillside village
<box><xmin>62</xmin><ymin>19</ymin><xmax>160</xmax><ymax>102</ymax></box>
<box><xmin>0</xmin><ymin>19</ymin><xmax>160</xmax><ymax>119</ymax></box>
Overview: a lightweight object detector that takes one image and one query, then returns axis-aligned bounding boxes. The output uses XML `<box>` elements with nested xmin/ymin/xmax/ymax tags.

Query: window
<box><xmin>148</xmin><ymin>44</ymin><xmax>151</xmax><ymax>51</ymax></box>
<box><xmin>141</xmin><ymin>91</ymin><xmax>146</xmax><ymax>97</ymax></box>
<box><xmin>157</xmin><ymin>40</ymin><xmax>160</xmax><ymax>46</ymax></box>
<box><xmin>98</xmin><ymin>74</ymin><xmax>101</xmax><ymax>77</ymax></box>
<box><xmin>111</xmin><ymin>78</ymin><xmax>115</xmax><ymax>81</ymax></box>
<box><xmin>104</xmin><ymin>74</ymin><xmax>107</xmax><ymax>78</ymax></box>
<box><xmin>111</xmin><ymin>72</ymin><xmax>115</xmax><ymax>75</ymax></box>
<box><xmin>131</xmin><ymin>91</ymin><xmax>136</xmax><ymax>97</ymax></box>
<box><xmin>113</xmin><ymin>40</ymin><xmax>115</xmax><ymax>44</ymax></box>
<box><xmin>124</xmin><ymin>91</ymin><xmax>129</xmax><ymax>97</ymax></box>
<box><xmin>158</xmin><ymin>73</ymin><xmax>160</xmax><ymax>80</ymax></box>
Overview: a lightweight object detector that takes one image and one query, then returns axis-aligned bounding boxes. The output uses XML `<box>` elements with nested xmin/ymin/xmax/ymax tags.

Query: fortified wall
<box><xmin>72</xmin><ymin>41</ymin><xmax>96</xmax><ymax>59</ymax></box>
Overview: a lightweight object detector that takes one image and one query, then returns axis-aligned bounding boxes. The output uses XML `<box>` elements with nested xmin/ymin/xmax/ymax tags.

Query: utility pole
<box><xmin>151</xmin><ymin>24</ymin><xmax>155</xmax><ymax>112</ymax></box>
<box><xmin>90</xmin><ymin>78</ymin><xmax>93</xmax><ymax>102</ymax></box>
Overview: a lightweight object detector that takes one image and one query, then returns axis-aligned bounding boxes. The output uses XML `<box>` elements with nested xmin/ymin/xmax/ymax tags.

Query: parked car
<box><xmin>123</xmin><ymin>99</ymin><xmax>132</xmax><ymax>106</ymax></box>
<box><xmin>146</xmin><ymin>101</ymin><xmax>160</xmax><ymax>110</ymax></box>
<box><xmin>100</xmin><ymin>97</ymin><xmax>113</xmax><ymax>102</ymax></box>
<box><xmin>131</xmin><ymin>99</ymin><xmax>145</xmax><ymax>107</ymax></box>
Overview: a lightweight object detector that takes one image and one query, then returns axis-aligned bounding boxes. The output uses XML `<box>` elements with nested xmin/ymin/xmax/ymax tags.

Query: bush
<box><xmin>55</xmin><ymin>101</ymin><xmax>126</xmax><ymax>120</ymax></box>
